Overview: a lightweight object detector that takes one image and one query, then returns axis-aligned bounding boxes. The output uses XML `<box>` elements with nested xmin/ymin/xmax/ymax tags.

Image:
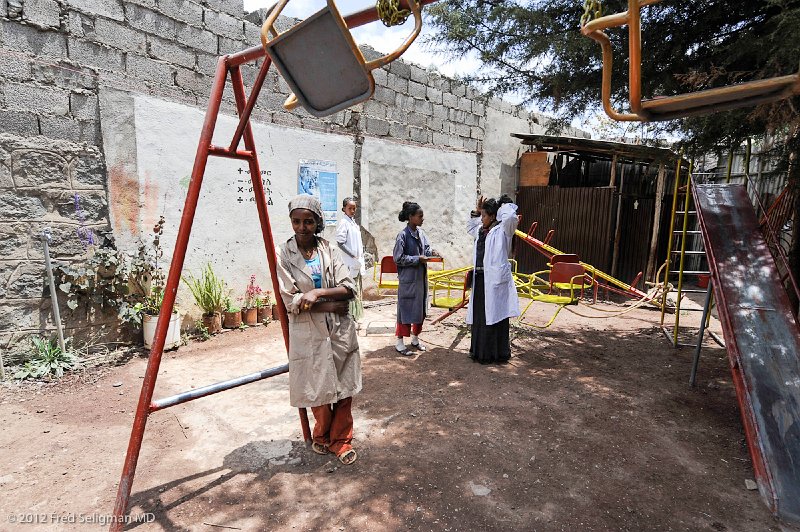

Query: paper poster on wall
<box><xmin>298</xmin><ymin>159</ymin><xmax>338</xmax><ymax>224</ymax></box>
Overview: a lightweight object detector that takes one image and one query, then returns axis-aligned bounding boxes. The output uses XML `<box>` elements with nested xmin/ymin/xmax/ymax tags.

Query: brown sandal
<box><xmin>337</xmin><ymin>448</ymin><xmax>358</xmax><ymax>465</ymax></box>
<box><xmin>312</xmin><ymin>442</ymin><xmax>330</xmax><ymax>455</ymax></box>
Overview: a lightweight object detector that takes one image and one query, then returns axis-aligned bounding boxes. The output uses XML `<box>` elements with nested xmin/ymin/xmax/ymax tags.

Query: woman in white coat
<box><xmin>466</xmin><ymin>194</ymin><xmax>520</xmax><ymax>364</ymax></box>
<box><xmin>335</xmin><ymin>197</ymin><xmax>366</xmax><ymax>323</ymax></box>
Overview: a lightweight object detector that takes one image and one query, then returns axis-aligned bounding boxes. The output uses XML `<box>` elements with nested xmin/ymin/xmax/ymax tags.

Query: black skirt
<box><xmin>469</xmin><ymin>271</ymin><xmax>511</xmax><ymax>364</ymax></box>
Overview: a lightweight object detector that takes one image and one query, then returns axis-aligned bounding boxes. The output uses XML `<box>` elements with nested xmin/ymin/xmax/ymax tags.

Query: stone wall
<box><xmin>0</xmin><ymin>0</ymin><xmax>586</xmax><ymax>362</ymax></box>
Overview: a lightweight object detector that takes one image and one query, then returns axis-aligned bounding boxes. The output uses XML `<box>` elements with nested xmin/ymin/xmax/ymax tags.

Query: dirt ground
<box><xmin>0</xmin><ymin>296</ymin><xmax>787</xmax><ymax>531</ymax></box>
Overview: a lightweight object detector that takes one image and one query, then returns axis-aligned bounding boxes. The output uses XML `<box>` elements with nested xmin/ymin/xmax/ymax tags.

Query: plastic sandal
<box><xmin>337</xmin><ymin>448</ymin><xmax>358</xmax><ymax>465</ymax></box>
<box><xmin>312</xmin><ymin>442</ymin><xmax>330</xmax><ymax>455</ymax></box>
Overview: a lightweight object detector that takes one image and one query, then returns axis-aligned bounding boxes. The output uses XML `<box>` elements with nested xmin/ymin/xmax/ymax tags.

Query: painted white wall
<box><xmin>119</xmin><ymin>95</ymin><xmax>356</xmax><ymax>306</ymax></box>
<box><xmin>360</xmin><ymin>138</ymin><xmax>477</xmax><ymax>269</ymax></box>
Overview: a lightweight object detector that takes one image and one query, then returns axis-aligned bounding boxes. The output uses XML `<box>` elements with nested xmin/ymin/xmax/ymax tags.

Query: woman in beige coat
<box><xmin>276</xmin><ymin>194</ymin><xmax>361</xmax><ymax>465</ymax></box>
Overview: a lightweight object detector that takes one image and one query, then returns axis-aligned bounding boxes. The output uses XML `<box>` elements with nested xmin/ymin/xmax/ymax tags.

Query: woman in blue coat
<box><xmin>393</xmin><ymin>201</ymin><xmax>436</xmax><ymax>356</ymax></box>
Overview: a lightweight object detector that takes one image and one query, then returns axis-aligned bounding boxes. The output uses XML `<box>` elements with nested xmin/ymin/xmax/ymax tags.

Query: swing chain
<box><xmin>376</xmin><ymin>0</ymin><xmax>411</xmax><ymax>27</ymax></box>
<box><xmin>580</xmin><ymin>0</ymin><xmax>603</xmax><ymax>26</ymax></box>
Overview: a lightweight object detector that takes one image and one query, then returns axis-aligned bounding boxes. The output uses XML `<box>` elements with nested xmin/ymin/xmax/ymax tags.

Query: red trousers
<box><xmin>395</xmin><ymin>323</ymin><xmax>422</xmax><ymax>337</ymax></box>
<box><xmin>310</xmin><ymin>397</ymin><xmax>353</xmax><ymax>456</ymax></box>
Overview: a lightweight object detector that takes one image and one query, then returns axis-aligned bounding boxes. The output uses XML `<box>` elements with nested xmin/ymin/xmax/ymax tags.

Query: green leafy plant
<box><xmin>56</xmin><ymin>236</ymin><xmax>129</xmax><ymax>314</ymax></box>
<box><xmin>14</xmin><ymin>337</ymin><xmax>80</xmax><ymax>380</ymax></box>
<box><xmin>193</xmin><ymin>319</ymin><xmax>211</xmax><ymax>341</ymax></box>
<box><xmin>182</xmin><ymin>263</ymin><xmax>226</xmax><ymax>316</ymax></box>
<box><xmin>223</xmin><ymin>296</ymin><xmax>240</xmax><ymax>313</ymax></box>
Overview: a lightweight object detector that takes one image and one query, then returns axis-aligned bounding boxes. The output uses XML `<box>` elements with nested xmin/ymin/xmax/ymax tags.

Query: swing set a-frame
<box><xmin>111</xmin><ymin>0</ymin><xmax>800</xmax><ymax>529</ymax></box>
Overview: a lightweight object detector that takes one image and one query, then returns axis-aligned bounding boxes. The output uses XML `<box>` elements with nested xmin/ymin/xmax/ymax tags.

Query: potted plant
<box><xmin>222</xmin><ymin>296</ymin><xmax>242</xmax><ymax>329</ymax></box>
<box><xmin>182</xmin><ymin>263</ymin><xmax>225</xmax><ymax>334</ymax></box>
<box><xmin>257</xmin><ymin>290</ymin><xmax>272</xmax><ymax>324</ymax></box>
<box><xmin>128</xmin><ymin>216</ymin><xmax>181</xmax><ymax>350</ymax></box>
<box><xmin>241</xmin><ymin>274</ymin><xmax>262</xmax><ymax>326</ymax></box>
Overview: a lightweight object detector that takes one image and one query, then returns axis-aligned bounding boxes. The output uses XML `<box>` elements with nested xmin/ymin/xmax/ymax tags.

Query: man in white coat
<box><xmin>335</xmin><ymin>197</ymin><xmax>366</xmax><ymax>324</ymax></box>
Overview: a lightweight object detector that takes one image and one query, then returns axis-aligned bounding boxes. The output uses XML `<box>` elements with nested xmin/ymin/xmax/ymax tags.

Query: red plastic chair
<box><xmin>373</xmin><ymin>255</ymin><xmax>399</xmax><ymax>295</ymax></box>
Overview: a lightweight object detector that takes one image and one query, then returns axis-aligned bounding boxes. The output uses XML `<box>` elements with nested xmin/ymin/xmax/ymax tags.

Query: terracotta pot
<box><xmin>242</xmin><ymin>307</ymin><xmax>258</xmax><ymax>326</ymax></box>
<box><xmin>222</xmin><ymin>310</ymin><xmax>242</xmax><ymax>329</ymax></box>
<box><xmin>142</xmin><ymin>311</ymin><xmax>181</xmax><ymax>350</ymax></box>
<box><xmin>697</xmin><ymin>273</ymin><xmax>711</xmax><ymax>289</ymax></box>
<box><xmin>257</xmin><ymin>306</ymin><xmax>271</xmax><ymax>324</ymax></box>
<box><xmin>271</xmin><ymin>304</ymin><xmax>280</xmax><ymax>320</ymax></box>
<box><xmin>202</xmin><ymin>312</ymin><xmax>222</xmax><ymax>335</ymax></box>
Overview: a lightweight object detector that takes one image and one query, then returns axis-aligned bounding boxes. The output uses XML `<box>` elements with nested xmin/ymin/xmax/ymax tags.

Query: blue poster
<box><xmin>298</xmin><ymin>160</ymin><xmax>338</xmax><ymax>225</ymax></box>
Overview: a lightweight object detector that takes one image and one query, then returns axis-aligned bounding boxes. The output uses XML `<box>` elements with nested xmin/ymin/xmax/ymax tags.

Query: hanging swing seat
<box><xmin>580</xmin><ymin>0</ymin><xmax>800</xmax><ymax>122</ymax></box>
<box><xmin>260</xmin><ymin>0</ymin><xmax>422</xmax><ymax>118</ymax></box>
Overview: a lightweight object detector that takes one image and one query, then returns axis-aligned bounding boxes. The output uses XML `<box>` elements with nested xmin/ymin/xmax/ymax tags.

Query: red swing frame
<box><xmin>109</xmin><ymin>1</ymin><xmax>440</xmax><ymax>529</ymax></box>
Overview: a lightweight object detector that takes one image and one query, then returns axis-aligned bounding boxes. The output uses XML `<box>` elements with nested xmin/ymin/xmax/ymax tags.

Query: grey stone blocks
<box><xmin>0</xmin><ymin>111</ymin><xmax>40</xmax><ymax>136</ymax></box>
<box><xmin>66</xmin><ymin>0</ymin><xmax>125</xmax><ymax>21</ymax></box>
<box><xmin>4</xmin><ymin>82</ymin><xmax>70</xmax><ymax>115</ymax></box>
<box><xmin>148</xmin><ymin>35</ymin><xmax>196</xmax><ymax>68</ymax></box>
<box><xmin>24</xmin><ymin>0</ymin><xmax>61</xmax><ymax>29</ymax></box>
<box><xmin>177</xmin><ymin>22</ymin><xmax>219</xmax><ymax>54</ymax></box>
<box><xmin>2</xmin><ymin>21</ymin><xmax>68</xmax><ymax>59</ymax></box>
<box><xmin>90</xmin><ymin>18</ymin><xmax>148</xmax><ymax>53</ymax></box>
<box><xmin>125</xmin><ymin>3</ymin><xmax>177</xmax><ymax>40</ymax></box>
<box><xmin>158</xmin><ymin>0</ymin><xmax>204</xmax><ymax>26</ymax></box>
<box><xmin>127</xmin><ymin>53</ymin><xmax>175</xmax><ymax>86</ymax></box>
<box><xmin>67</xmin><ymin>38</ymin><xmax>126</xmax><ymax>72</ymax></box>
<box><xmin>203</xmin><ymin>9</ymin><xmax>243</xmax><ymax>40</ymax></box>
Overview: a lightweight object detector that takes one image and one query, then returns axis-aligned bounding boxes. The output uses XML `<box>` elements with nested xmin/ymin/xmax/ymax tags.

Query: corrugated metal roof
<box><xmin>512</xmin><ymin>133</ymin><xmax>676</xmax><ymax>162</ymax></box>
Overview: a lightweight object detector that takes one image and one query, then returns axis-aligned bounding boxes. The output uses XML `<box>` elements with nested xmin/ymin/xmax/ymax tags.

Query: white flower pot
<box><xmin>142</xmin><ymin>312</ymin><xmax>181</xmax><ymax>351</ymax></box>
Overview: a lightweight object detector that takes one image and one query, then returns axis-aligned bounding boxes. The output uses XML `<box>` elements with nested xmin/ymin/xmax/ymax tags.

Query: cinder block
<box><xmin>365</xmin><ymin>117</ymin><xmax>389</xmax><ymax>136</ymax></box>
<box><xmin>373</xmin><ymin>86</ymin><xmax>394</xmax><ymax>106</ymax></box>
<box><xmin>470</xmin><ymin>126</ymin><xmax>485</xmax><ymax>140</ymax></box>
<box><xmin>455</xmin><ymin>123</ymin><xmax>470</xmax><ymax>137</ymax></box>
<box><xmin>426</xmin><ymin>117</ymin><xmax>444</xmax><ymax>132</ymax></box>
<box><xmin>243</xmin><ymin>20</ymin><xmax>261</xmax><ymax>46</ymax></box>
<box><xmin>218</xmin><ymin>35</ymin><xmax>245</xmax><ymax>55</ymax></box>
<box><xmin>148</xmin><ymin>35</ymin><xmax>196</xmax><ymax>68</ymax></box>
<box><xmin>389</xmin><ymin>60</ymin><xmax>410</xmax><ymax>80</ymax></box>
<box><xmin>472</xmin><ymin>101</ymin><xmax>486</xmax><ymax>116</ymax></box>
<box><xmin>432</xmin><ymin>131</ymin><xmax>449</xmax><ymax>146</ymax></box>
<box><xmin>32</xmin><ymin>61</ymin><xmax>97</xmax><ymax>91</ymax></box>
<box><xmin>0</xmin><ymin>0</ymin><xmax>6</xmax><ymax>17</ymax></box>
<box><xmin>413</xmin><ymin>99</ymin><xmax>433</xmax><ymax>116</ymax></box>
<box><xmin>11</xmin><ymin>150</ymin><xmax>69</xmax><ymax>189</ymax></box>
<box><xmin>2</xmin><ymin>21</ymin><xmax>68</xmax><ymax>59</ymax></box>
<box><xmin>458</xmin><ymin>96</ymin><xmax>472</xmax><ymax>112</ymax></box>
<box><xmin>408</xmin><ymin>126</ymin><xmax>428</xmax><ymax>144</ymax></box>
<box><xmin>5</xmin><ymin>82</ymin><xmax>70</xmax><ymax>115</ymax></box>
<box><xmin>408</xmin><ymin>81</ymin><xmax>426</xmax><ymax>99</ymax></box>
<box><xmin>195</xmin><ymin>52</ymin><xmax>221</xmax><ymax>75</ymax></box>
<box><xmin>176</xmin><ymin>22</ymin><xmax>218</xmax><ymax>54</ymax></box>
<box><xmin>390</xmin><ymin>72</ymin><xmax>407</xmax><ymax>93</ymax></box>
<box><xmin>406</xmin><ymin>113</ymin><xmax>425</xmax><ymax>128</ymax></box>
<box><xmin>2</xmin><ymin>260</ymin><xmax>48</xmax><ymax>299</ymax></box>
<box><xmin>125</xmin><ymin>3</ymin><xmax>177</xmax><ymax>40</ymax></box>
<box><xmin>174</xmin><ymin>65</ymin><xmax>208</xmax><ymax>93</ymax></box>
<box><xmin>432</xmin><ymin>104</ymin><xmax>448</xmax><ymax>120</ymax></box>
<box><xmin>372</xmin><ymin>67</ymin><xmax>388</xmax><ymax>86</ymax></box>
<box><xmin>463</xmin><ymin>138</ymin><xmax>478</xmax><ymax>152</ymax></box>
<box><xmin>204</xmin><ymin>9</ymin><xmax>243</xmax><ymax>40</ymax></box>
<box><xmin>409</xmin><ymin>65</ymin><xmax>427</xmax><ymax>84</ymax></box>
<box><xmin>67</xmin><ymin>11</ymin><xmax>91</xmax><ymax>37</ymax></box>
<box><xmin>389</xmin><ymin>122</ymin><xmax>408</xmax><ymax>140</ymax></box>
<box><xmin>67</xmin><ymin>38</ymin><xmax>125</xmax><ymax>72</ymax></box>
<box><xmin>451</xmin><ymin>82</ymin><xmax>466</xmax><ymax>97</ymax></box>
<box><xmin>426</xmin><ymin>86</ymin><xmax>442</xmax><ymax>105</ymax></box>
<box><xmin>363</xmin><ymin>100</ymin><xmax>387</xmax><ymax>119</ymax></box>
<box><xmin>0</xmin><ymin>161</ymin><xmax>12</xmax><ymax>189</ymax></box>
<box><xmin>127</xmin><ymin>53</ymin><xmax>175</xmax><ymax>86</ymax></box>
<box><xmin>66</xmin><ymin>0</ymin><xmax>124</xmax><ymax>21</ymax></box>
<box><xmin>157</xmin><ymin>0</ymin><xmax>203</xmax><ymax>26</ymax></box>
<box><xmin>442</xmin><ymin>92</ymin><xmax>457</xmax><ymax>108</ymax></box>
<box><xmin>77</xmin><ymin>119</ymin><xmax>100</xmax><ymax>145</ymax></box>
<box><xmin>203</xmin><ymin>0</ymin><xmax>244</xmax><ymax>18</ymax></box>
<box><xmin>89</xmin><ymin>18</ymin><xmax>147</xmax><ymax>53</ymax></box>
<box><xmin>24</xmin><ymin>0</ymin><xmax>61</xmax><ymax>29</ymax></box>
<box><xmin>38</xmin><ymin>115</ymin><xmax>83</xmax><ymax>140</ymax></box>
<box><xmin>0</xmin><ymin>110</ymin><xmax>39</xmax><ymax>136</ymax></box>
<box><xmin>0</xmin><ymin>53</ymin><xmax>33</xmax><ymax>81</ymax></box>
<box><xmin>69</xmin><ymin>92</ymin><xmax>98</xmax><ymax>120</ymax></box>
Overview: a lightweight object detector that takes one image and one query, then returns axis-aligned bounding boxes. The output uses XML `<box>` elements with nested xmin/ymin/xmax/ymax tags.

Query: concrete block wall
<box><xmin>0</xmin><ymin>0</ymin><xmax>586</xmax><ymax>362</ymax></box>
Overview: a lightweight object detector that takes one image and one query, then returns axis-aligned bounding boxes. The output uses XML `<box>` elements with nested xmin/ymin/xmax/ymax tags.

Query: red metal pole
<box><xmin>229</xmin><ymin>57</ymin><xmax>273</xmax><ymax>152</ymax></box>
<box><xmin>109</xmin><ymin>57</ymin><xmax>229</xmax><ymax>531</ymax></box>
<box><xmin>228</xmin><ymin>65</ymin><xmax>312</xmax><ymax>443</ymax></box>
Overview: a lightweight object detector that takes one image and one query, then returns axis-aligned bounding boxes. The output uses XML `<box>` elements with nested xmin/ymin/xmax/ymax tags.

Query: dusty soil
<box><xmin>0</xmin><ymin>297</ymin><xmax>785</xmax><ymax>531</ymax></box>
